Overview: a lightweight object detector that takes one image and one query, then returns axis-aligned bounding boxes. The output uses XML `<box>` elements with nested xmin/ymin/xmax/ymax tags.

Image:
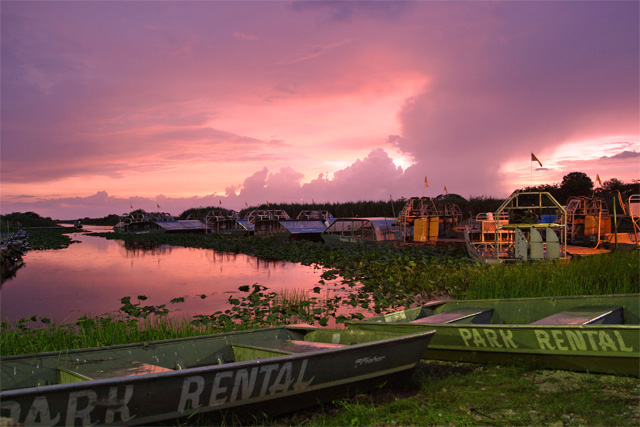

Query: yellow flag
<box><xmin>425</xmin><ymin>176</ymin><xmax>429</xmax><ymax>188</ymax></box>
<box><xmin>596</xmin><ymin>174</ymin><xmax>602</xmax><ymax>185</ymax></box>
<box><xmin>531</xmin><ymin>152</ymin><xmax>542</xmax><ymax>167</ymax></box>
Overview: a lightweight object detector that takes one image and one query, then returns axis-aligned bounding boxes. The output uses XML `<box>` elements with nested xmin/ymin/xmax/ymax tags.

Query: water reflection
<box><xmin>119</xmin><ymin>240</ymin><xmax>174</xmax><ymax>256</ymax></box>
<box><xmin>0</xmin><ymin>229</ymin><xmax>330</xmax><ymax>324</ymax></box>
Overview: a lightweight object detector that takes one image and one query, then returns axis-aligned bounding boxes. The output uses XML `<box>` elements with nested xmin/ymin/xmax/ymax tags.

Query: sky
<box><xmin>1</xmin><ymin>1</ymin><xmax>638</xmax><ymax>219</ymax></box>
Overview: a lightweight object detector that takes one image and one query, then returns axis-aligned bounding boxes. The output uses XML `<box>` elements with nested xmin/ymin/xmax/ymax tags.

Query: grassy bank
<box><xmin>270</xmin><ymin>363</ymin><xmax>638</xmax><ymax>426</ymax></box>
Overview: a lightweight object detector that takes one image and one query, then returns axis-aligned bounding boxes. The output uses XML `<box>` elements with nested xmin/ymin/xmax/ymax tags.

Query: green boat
<box><xmin>347</xmin><ymin>294</ymin><xmax>639</xmax><ymax>376</ymax></box>
<box><xmin>0</xmin><ymin>326</ymin><xmax>434</xmax><ymax>426</ymax></box>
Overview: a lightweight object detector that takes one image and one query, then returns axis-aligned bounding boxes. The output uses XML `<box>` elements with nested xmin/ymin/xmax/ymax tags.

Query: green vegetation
<box><xmin>468</xmin><ymin>250</ymin><xmax>640</xmax><ymax>299</ymax></box>
<box><xmin>1</xmin><ymin>212</ymin><xmax>79</xmax><ymax>250</ymax></box>
<box><xmin>0</xmin><ymin>211</ymin><xmax>59</xmax><ymax>231</ymax></box>
<box><xmin>26</xmin><ymin>228</ymin><xmax>79</xmax><ymax>250</ymax></box>
<box><xmin>521</xmin><ymin>172</ymin><xmax>639</xmax><ymax>205</ymax></box>
<box><xmin>273</xmin><ymin>364</ymin><xmax>639</xmax><ymax>426</ymax></box>
<box><xmin>0</xmin><ymin>314</ymin><xmax>227</xmax><ymax>356</ymax></box>
<box><xmin>66</xmin><ymin>213</ymin><xmax>121</xmax><ymax>226</ymax></box>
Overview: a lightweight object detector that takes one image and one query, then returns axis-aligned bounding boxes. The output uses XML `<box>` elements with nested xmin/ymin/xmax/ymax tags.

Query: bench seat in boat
<box><xmin>232</xmin><ymin>340</ymin><xmax>346</xmax><ymax>362</ymax></box>
<box><xmin>58</xmin><ymin>360</ymin><xmax>173</xmax><ymax>384</ymax></box>
<box><xmin>410</xmin><ymin>308</ymin><xmax>493</xmax><ymax>324</ymax></box>
<box><xmin>531</xmin><ymin>306</ymin><xmax>623</xmax><ymax>325</ymax></box>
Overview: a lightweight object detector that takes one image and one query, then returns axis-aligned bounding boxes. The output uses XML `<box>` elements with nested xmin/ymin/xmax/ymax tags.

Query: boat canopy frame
<box><xmin>468</xmin><ymin>191</ymin><xmax>568</xmax><ymax>263</ymax></box>
<box><xmin>565</xmin><ymin>196</ymin><xmax>612</xmax><ymax>245</ymax></box>
<box><xmin>322</xmin><ymin>217</ymin><xmax>405</xmax><ymax>242</ymax></box>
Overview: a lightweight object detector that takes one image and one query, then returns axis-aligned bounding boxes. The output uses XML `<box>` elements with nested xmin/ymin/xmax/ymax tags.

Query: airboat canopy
<box><xmin>321</xmin><ymin>217</ymin><xmax>407</xmax><ymax>245</ymax></box>
<box><xmin>465</xmin><ymin>191</ymin><xmax>568</xmax><ymax>264</ymax></box>
<box><xmin>154</xmin><ymin>220</ymin><xmax>206</xmax><ymax>232</ymax></box>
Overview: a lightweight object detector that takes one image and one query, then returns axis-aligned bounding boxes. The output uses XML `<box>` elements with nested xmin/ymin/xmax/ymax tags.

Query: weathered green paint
<box><xmin>348</xmin><ymin>294</ymin><xmax>639</xmax><ymax>376</ymax></box>
<box><xmin>0</xmin><ymin>326</ymin><xmax>434</xmax><ymax>426</ymax></box>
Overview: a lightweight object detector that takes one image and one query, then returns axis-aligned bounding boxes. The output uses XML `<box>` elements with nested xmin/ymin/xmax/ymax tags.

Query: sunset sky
<box><xmin>1</xmin><ymin>1</ymin><xmax>638</xmax><ymax>219</ymax></box>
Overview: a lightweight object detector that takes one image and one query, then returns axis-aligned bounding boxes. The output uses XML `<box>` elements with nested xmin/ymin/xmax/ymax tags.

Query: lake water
<box><xmin>0</xmin><ymin>227</ymin><xmax>341</xmax><ymax>324</ymax></box>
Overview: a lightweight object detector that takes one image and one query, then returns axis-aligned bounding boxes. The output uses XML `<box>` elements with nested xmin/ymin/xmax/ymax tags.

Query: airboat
<box><xmin>464</xmin><ymin>191</ymin><xmax>569</xmax><ymax>264</ymax></box>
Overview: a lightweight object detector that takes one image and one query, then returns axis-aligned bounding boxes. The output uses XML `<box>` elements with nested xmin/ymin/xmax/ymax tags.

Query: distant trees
<box><xmin>601</xmin><ymin>177</ymin><xmax>635</xmax><ymax>194</ymax></box>
<box><xmin>0</xmin><ymin>211</ymin><xmax>58</xmax><ymax>230</ymax></box>
<box><xmin>237</xmin><ymin>200</ymin><xmax>407</xmax><ymax>219</ymax></box>
<box><xmin>79</xmin><ymin>214</ymin><xmax>121</xmax><ymax>226</ymax></box>
<box><xmin>519</xmin><ymin>172</ymin><xmax>639</xmax><ymax>213</ymax></box>
<box><xmin>180</xmin><ymin>172</ymin><xmax>638</xmax><ymax>222</ymax></box>
<box><xmin>558</xmin><ymin>172</ymin><xmax>594</xmax><ymax>201</ymax></box>
<box><xmin>178</xmin><ymin>207</ymin><xmax>236</xmax><ymax>221</ymax></box>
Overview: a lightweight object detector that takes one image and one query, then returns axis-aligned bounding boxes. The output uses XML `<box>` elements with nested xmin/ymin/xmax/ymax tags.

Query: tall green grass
<box><xmin>467</xmin><ymin>250</ymin><xmax>639</xmax><ymax>299</ymax></box>
<box><xmin>0</xmin><ymin>315</ymin><xmax>230</xmax><ymax>356</ymax></box>
<box><xmin>0</xmin><ymin>286</ymin><xmax>335</xmax><ymax>356</ymax></box>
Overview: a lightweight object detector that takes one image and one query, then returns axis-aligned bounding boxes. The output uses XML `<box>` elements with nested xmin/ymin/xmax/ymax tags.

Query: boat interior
<box><xmin>375</xmin><ymin>295</ymin><xmax>639</xmax><ymax>326</ymax></box>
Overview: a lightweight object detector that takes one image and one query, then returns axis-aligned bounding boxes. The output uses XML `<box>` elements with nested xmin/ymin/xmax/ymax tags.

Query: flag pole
<box><xmin>530</xmin><ymin>159</ymin><xmax>533</xmax><ymax>187</ymax></box>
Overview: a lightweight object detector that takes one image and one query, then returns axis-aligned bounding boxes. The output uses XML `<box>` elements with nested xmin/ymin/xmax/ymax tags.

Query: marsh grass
<box><xmin>0</xmin><ymin>314</ymin><xmax>231</xmax><ymax>356</ymax></box>
<box><xmin>467</xmin><ymin>250</ymin><xmax>639</xmax><ymax>299</ymax></box>
<box><xmin>0</xmin><ymin>286</ymin><xmax>342</xmax><ymax>356</ymax></box>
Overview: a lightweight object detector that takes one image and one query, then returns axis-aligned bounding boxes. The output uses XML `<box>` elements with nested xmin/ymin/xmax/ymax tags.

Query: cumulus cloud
<box><xmin>2</xmin><ymin>149</ymin><xmax>414</xmax><ymax>218</ymax></box>
<box><xmin>605</xmin><ymin>151</ymin><xmax>640</xmax><ymax>161</ymax></box>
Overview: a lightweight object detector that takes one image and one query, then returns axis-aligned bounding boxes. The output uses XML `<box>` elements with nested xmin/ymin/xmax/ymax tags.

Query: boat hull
<box><xmin>347</xmin><ymin>294</ymin><xmax>639</xmax><ymax>376</ymax></box>
<box><xmin>0</xmin><ymin>327</ymin><xmax>435</xmax><ymax>425</ymax></box>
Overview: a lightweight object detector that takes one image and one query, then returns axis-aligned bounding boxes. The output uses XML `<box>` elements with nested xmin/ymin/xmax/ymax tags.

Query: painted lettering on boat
<box><xmin>1</xmin><ymin>384</ymin><xmax>135</xmax><ymax>426</ymax></box>
<box><xmin>177</xmin><ymin>359</ymin><xmax>314</xmax><ymax>414</ymax></box>
<box><xmin>0</xmin><ymin>360</ymin><xmax>314</xmax><ymax>425</ymax></box>
<box><xmin>534</xmin><ymin>329</ymin><xmax>633</xmax><ymax>352</ymax></box>
<box><xmin>457</xmin><ymin>328</ymin><xmax>634</xmax><ymax>352</ymax></box>
<box><xmin>458</xmin><ymin>328</ymin><xmax>518</xmax><ymax>348</ymax></box>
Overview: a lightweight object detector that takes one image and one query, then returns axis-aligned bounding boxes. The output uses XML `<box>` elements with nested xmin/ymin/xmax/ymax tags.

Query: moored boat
<box><xmin>205</xmin><ymin>209</ymin><xmax>249</xmax><ymax>236</ymax></box>
<box><xmin>0</xmin><ymin>326</ymin><xmax>435</xmax><ymax>425</ymax></box>
<box><xmin>321</xmin><ymin>217</ymin><xmax>408</xmax><ymax>245</ymax></box>
<box><xmin>113</xmin><ymin>210</ymin><xmax>205</xmax><ymax>234</ymax></box>
<box><xmin>280</xmin><ymin>220</ymin><xmax>328</xmax><ymax>241</ymax></box>
<box><xmin>347</xmin><ymin>294</ymin><xmax>639</xmax><ymax>375</ymax></box>
<box><xmin>245</xmin><ymin>210</ymin><xmax>292</xmax><ymax>238</ymax></box>
<box><xmin>464</xmin><ymin>191</ymin><xmax>569</xmax><ymax>264</ymax></box>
